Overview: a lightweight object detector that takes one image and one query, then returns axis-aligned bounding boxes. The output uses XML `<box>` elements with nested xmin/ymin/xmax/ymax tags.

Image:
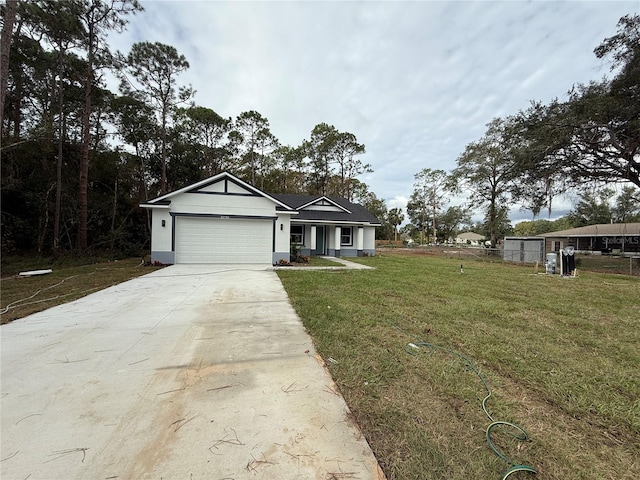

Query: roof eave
<box><xmin>140</xmin><ymin>202</ymin><xmax>170</xmax><ymax>209</ymax></box>
<box><xmin>293</xmin><ymin>219</ymin><xmax>381</xmax><ymax>226</ymax></box>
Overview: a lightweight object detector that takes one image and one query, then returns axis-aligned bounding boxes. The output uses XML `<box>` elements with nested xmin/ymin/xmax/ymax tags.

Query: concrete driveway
<box><xmin>1</xmin><ymin>265</ymin><xmax>384</xmax><ymax>479</ymax></box>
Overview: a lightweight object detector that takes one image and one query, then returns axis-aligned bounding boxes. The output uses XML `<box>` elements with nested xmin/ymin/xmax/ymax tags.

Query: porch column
<box><xmin>357</xmin><ymin>226</ymin><xmax>364</xmax><ymax>255</ymax></box>
<box><xmin>310</xmin><ymin>225</ymin><xmax>317</xmax><ymax>252</ymax></box>
<box><xmin>334</xmin><ymin>226</ymin><xmax>341</xmax><ymax>256</ymax></box>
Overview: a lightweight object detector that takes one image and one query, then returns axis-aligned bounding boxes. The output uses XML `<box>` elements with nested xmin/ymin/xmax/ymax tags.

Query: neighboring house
<box><xmin>454</xmin><ymin>231</ymin><xmax>485</xmax><ymax>246</ymax></box>
<box><xmin>538</xmin><ymin>223</ymin><xmax>640</xmax><ymax>254</ymax></box>
<box><xmin>140</xmin><ymin>172</ymin><xmax>381</xmax><ymax>265</ymax></box>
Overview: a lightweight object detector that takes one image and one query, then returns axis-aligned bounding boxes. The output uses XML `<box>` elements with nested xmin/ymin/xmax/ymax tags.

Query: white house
<box><xmin>140</xmin><ymin>172</ymin><xmax>381</xmax><ymax>265</ymax></box>
<box><xmin>454</xmin><ymin>231</ymin><xmax>486</xmax><ymax>246</ymax></box>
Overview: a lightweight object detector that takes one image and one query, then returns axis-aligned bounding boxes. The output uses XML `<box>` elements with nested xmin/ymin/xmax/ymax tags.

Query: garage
<box><xmin>175</xmin><ymin>216</ymin><xmax>273</xmax><ymax>264</ymax></box>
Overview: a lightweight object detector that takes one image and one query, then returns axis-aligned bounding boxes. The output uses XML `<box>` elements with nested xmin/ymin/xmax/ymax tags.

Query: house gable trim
<box><xmin>298</xmin><ymin>196</ymin><xmax>351</xmax><ymax>214</ymax></box>
<box><xmin>142</xmin><ymin>172</ymin><xmax>295</xmax><ymax>211</ymax></box>
<box><xmin>140</xmin><ymin>202</ymin><xmax>170</xmax><ymax>209</ymax></box>
<box><xmin>186</xmin><ymin>176</ymin><xmax>258</xmax><ymax>197</ymax></box>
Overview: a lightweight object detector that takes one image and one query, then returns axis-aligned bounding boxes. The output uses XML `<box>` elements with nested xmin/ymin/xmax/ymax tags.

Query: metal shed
<box><xmin>503</xmin><ymin>237</ymin><xmax>545</xmax><ymax>264</ymax></box>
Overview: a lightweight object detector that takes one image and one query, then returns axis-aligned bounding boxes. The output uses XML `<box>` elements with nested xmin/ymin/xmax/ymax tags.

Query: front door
<box><xmin>315</xmin><ymin>226</ymin><xmax>325</xmax><ymax>255</ymax></box>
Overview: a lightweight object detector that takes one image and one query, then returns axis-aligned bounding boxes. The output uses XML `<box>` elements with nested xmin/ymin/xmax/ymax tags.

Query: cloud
<box><xmin>387</xmin><ymin>195</ymin><xmax>409</xmax><ymax>211</ymax></box>
<box><xmin>106</xmin><ymin>0</ymin><xmax>636</xmax><ymax>222</ymax></box>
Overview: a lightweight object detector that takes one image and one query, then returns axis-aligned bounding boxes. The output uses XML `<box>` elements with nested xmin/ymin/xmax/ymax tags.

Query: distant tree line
<box><xmin>1</xmin><ymin>0</ymin><xmax>372</xmax><ymax>256</ymax></box>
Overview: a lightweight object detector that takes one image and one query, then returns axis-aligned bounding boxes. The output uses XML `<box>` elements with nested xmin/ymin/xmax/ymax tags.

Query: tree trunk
<box><xmin>489</xmin><ymin>199</ymin><xmax>497</xmax><ymax>248</ymax></box>
<box><xmin>250</xmin><ymin>150</ymin><xmax>256</xmax><ymax>186</ymax></box>
<box><xmin>54</xmin><ymin>112</ymin><xmax>64</xmax><ymax>251</ymax></box>
<box><xmin>54</xmin><ymin>48</ymin><xmax>66</xmax><ymax>251</ymax></box>
<box><xmin>78</xmin><ymin>24</ymin><xmax>95</xmax><ymax>251</ymax></box>
<box><xmin>160</xmin><ymin>104</ymin><xmax>167</xmax><ymax>194</ymax></box>
<box><xmin>11</xmin><ymin>64</ymin><xmax>22</xmax><ymax>138</ymax></box>
<box><xmin>39</xmin><ymin>184</ymin><xmax>55</xmax><ymax>254</ymax></box>
<box><xmin>78</xmin><ymin>91</ymin><xmax>91</xmax><ymax>251</ymax></box>
<box><xmin>431</xmin><ymin>190</ymin><xmax>437</xmax><ymax>244</ymax></box>
<box><xmin>110</xmin><ymin>174</ymin><xmax>118</xmax><ymax>250</ymax></box>
<box><xmin>0</xmin><ymin>0</ymin><xmax>17</xmax><ymax>132</ymax></box>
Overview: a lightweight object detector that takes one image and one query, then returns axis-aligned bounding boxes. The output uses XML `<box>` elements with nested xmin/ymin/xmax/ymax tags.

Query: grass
<box><xmin>2</xmin><ymin>252</ymin><xmax>637</xmax><ymax>477</ymax></box>
<box><xmin>277</xmin><ymin>253</ymin><xmax>640</xmax><ymax>480</ymax></box>
<box><xmin>576</xmin><ymin>254</ymin><xmax>640</xmax><ymax>276</ymax></box>
<box><xmin>1</xmin><ymin>257</ymin><xmax>163</xmax><ymax>324</ymax></box>
<box><xmin>295</xmin><ymin>256</ymin><xmax>345</xmax><ymax>267</ymax></box>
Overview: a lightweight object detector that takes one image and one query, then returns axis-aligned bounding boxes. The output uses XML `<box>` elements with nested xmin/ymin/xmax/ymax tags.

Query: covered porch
<box><xmin>290</xmin><ymin>223</ymin><xmax>373</xmax><ymax>258</ymax></box>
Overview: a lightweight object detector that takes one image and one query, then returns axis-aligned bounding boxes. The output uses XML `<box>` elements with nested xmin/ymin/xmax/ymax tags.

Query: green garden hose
<box><xmin>396</xmin><ymin>325</ymin><xmax>537</xmax><ymax>479</ymax></box>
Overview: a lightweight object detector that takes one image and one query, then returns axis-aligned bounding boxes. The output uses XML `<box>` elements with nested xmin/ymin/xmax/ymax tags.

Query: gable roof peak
<box><xmin>141</xmin><ymin>171</ymin><xmax>294</xmax><ymax>210</ymax></box>
<box><xmin>297</xmin><ymin>195</ymin><xmax>352</xmax><ymax>213</ymax></box>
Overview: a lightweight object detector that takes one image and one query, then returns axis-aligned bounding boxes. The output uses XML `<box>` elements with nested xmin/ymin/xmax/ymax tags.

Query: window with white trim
<box><xmin>291</xmin><ymin>225</ymin><xmax>304</xmax><ymax>244</ymax></box>
<box><xmin>341</xmin><ymin>227</ymin><xmax>353</xmax><ymax>246</ymax></box>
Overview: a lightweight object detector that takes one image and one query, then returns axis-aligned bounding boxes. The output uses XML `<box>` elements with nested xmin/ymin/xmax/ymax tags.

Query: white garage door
<box><xmin>175</xmin><ymin>217</ymin><xmax>273</xmax><ymax>264</ymax></box>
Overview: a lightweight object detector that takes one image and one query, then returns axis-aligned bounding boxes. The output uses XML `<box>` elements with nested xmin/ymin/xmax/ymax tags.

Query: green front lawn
<box><xmin>277</xmin><ymin>254</ymin><xmax>640</xmax><ymax>480</ymax></box>
<box><xmin>1</xmin><ymin>258</ymin><xmax>163</xmax><ymax>324</ymax></box>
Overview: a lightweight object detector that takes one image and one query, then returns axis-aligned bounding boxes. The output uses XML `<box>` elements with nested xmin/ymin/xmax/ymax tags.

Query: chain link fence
<box><xmin>377</xmin><ymin>246</ymin><xmax>640</xmax><ymax>276</ymax></box>
<box><xmin>574</xmin><ymin>254</ymin><xmax>640</xmax><ymax>276</ymax></box>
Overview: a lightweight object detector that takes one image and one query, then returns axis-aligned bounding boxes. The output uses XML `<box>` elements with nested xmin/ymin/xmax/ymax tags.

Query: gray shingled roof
<box><xmin>270</xmin><ymin>193</ymin><xmax>381</xmax><ymax>225</ymax></box>
<box><xmin>457</xmin><ymin>231</ymin><xmax>485</xmax><ymax>241</ymax></box>
<box><xmin>539</xmin><ymin>223</ymin><xmax>640</xmax><ymax>237</ymax></box>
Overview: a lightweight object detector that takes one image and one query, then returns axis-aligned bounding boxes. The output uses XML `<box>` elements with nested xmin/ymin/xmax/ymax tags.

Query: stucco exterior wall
<box><xmin>170</xmin><ymin>193</ymin><xmax>276</xmax><ymax>216</ymax></box>
<box><xmin>150</xmin><ymin>209</ymin><xmax>174</xmax><ymax>264</ymax></box>
<box><xmin>150</xmin><ymin>193</ymin><xmax>279</xmax><ymax>265</ymax></box>
<box><xmin>145</xmin><ymin>175</ymin><xmax>379</xmax><ymax>264</ymax></box>
<box><xmin>274</xmin><ymin>214</ymin><xmax>293</xmax><ymax>263</ymax></box>
<box><xmin>151</xmin><ymin>209</ymin><xmax>172</xmax><ymax>252</ymax></box>
<box><xmin>363</xmin><ymin>226</ymin><xmax>376</xmax><ymax>255</ymax></box>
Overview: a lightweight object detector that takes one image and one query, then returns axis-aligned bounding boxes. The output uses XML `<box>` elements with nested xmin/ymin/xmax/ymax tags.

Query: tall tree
<box><xmin>303</xmin><ymin>123</ymin><xmax>370</xmax><ymax>198</ymax></box>
<box><xmin>180</xmin><ymin>105</ymin><xmax>230</xmax><ymax>176</ymax></box>
<box><xmin>333</xmin><ymin>131</ymin><xmax>369</xmax><ymax>199</ymax></box>
<box><xmin>232</xmin><ymin>110</ymin><xmax>269</xmax><ymax>186</ymax></box>
<box><xmin>120</xmin><ymin>41</ymin><xmax>193</xmax><ymax>194</ymax></box>
<box><xmin>0</xmin><ymin>0</ymin><xmax>18</xmax><ymax>131</ymax></box>
<box><xmin>408</xmin><ymin>168</ymin><xmax>448</xmax><ymax>244</ymax></box>
<box><xmin>111</xmin><ymin>94</ymin><xmax>157</xmax><ymax>212</ymax></box>
<box><xmin>255</xmin><ymin>126</ymin><xmax>278</xmax><ymax>190</ymax></box>
<box><xmin>437</xmin><ymin>205</ymin><xmax>472</xmax><ymax>243</ymax></box>
<box><xmin>2</xmin><ymin>1</ymin><xmax>90</xmax><ymax>253</ymax></box>
<box><xmin>566</xmin><ymin>188</ymin><xmax>614</xmax><ymax>226</ymax></box>
<box><xmin>2</xmin><ymin>1</ymin><xmax>30</xmax><ymax>139</ymax></box>
<box><xmin>613</xmin><ymin>186</ymin><xmax>640</xmax><ymax>222</ymax></box>
<box><xmin>272</xmin><ymin>145</ymin><xmax>305</xmax><ymax>193</ymax></box>
<box><xmin>448</xmin><ymin>118</ymin><xmax>517</xmax><ymax>247</ymax></box>
<box><xmin>513</xmin><ymin>219</ymin><xmax>554</xmax><ymax>236</ymax></box>
<box><xmin>387</xmin><ymin>207</ymin><xmax>404</xmax><ymax>241</ymax></box>
<box><xmin>512</xmin><ymin>14</ymin><xmax>640</xmax><ymax>191</ymax></box>
<box><xmin>304</xmin><ymin>123</ymin><xmax>338</xmax><ymax>195</ymax></box>
<box><xmin>29</xmin><ymin>0</ymin><xmax>85</xmax><ymax>250</ymax></box>
<box><xmin>77</xmin><ymin>0</ymin><xmax>141</xmax><ymax>251</ymax></box>
<box><xmin>355</xmin><ymin>187</ymin><xmax>390</xmax><ymax>240</ymax></box>
<box><xmin>479</xmin><ymin>205</ymin><xmax>513</xmax><ymax>241</ymax></box>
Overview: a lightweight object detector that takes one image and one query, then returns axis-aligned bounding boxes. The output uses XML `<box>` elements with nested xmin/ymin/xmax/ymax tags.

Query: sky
<box><xmin>106</xmin><ymin>0</ymin><xmax>639</xmax><ymax>224</ymax></box>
